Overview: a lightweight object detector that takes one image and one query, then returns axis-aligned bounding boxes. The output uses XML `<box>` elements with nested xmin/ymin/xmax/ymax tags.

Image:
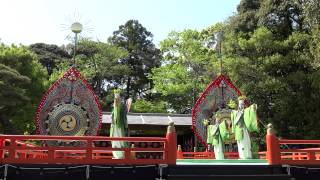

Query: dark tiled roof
<box><xmin>102</xmin><ymin>112</ymin><xmax>192</xmax><ymax>126</ymax></box>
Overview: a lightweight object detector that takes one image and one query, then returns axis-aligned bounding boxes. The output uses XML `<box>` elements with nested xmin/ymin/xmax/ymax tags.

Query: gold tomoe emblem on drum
<box><xmin>59</xmin><ymin>115</ymin><xmax>77</xmax><ymax>131</ymax></box>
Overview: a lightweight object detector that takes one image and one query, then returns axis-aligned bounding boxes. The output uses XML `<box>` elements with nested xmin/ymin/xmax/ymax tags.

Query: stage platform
<box><xmin>167</xmin><ymin>161</ymin><xmax>320</xmax><ymax>180</ymax></box>
<box><xmin>176</xmin><ymin>159</ymin><xmax>268</xmax><ymax>165</ymax></box>
<box><xmin>2</xmin><ymin>161</ymin><xmax>319</xmax><ymax>180</ymax></box>
<box><xmin>0</xmin><ymin>163</ymin><xmax>287</xmax><ymax>180</ymax></box>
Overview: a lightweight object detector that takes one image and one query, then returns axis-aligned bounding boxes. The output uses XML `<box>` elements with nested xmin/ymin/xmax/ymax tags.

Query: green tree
<box><xmin>0</xmin><ymin>64</ymin><xmax>30</xmax><ymax>133</ymax></box>
<box><xmin>228</xmin><ymin>0</ymin><xmax>261</xmax><ymax>34</ymax></box>
<box><xmin>75</xmin><ymin>39</ymin><xmax>128</xmax><ymax>97</ymax></box>
<box><xmin>151</xmin><ymin>29</ymin><xmax>218</xmax><ymax>113</ymax></box>
<box><xmin>220</xmin><ymin>0</ymin><xmax>320</xmax><ymax>139</ymax></box>
<box><xmin>109</xmin><ymin>20</ymin><xmax>161</xmax><ymax>99</ymax></box>
<box><xmin>0</xmin><ymin>44</ymin><xmax>47</xmax><ymax>134</ymax></box>
<box><xmin>303</xmin><ymin>0</ymin><xmax>320</xmax><ymax>67</ymax></box>
<box><xmin>131</xmin><ymin>99</ymin><xmax>167</xmax><ymax>113</ymax></box>
<box><xmin>49</xmin><ymin>39</ymin><xmax>128</xmax><ymax>110</ymax></box>
<box><xmin>257</xmin><ymin>0</ymin><xmax>305</xmax><ymax>39</ymax></box>
<box><xmin>29</xmin><ymin>43</ymin><xmax>70</xmax><ymax>75</ymax></box>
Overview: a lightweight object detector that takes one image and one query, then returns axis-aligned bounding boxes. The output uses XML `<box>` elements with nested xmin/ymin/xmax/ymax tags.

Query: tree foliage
<box><xmin>109</xmin><ymin>20</ymin><xmax>161</xmax><ymax>99</ymax></box>
<box><xmin>29</xmin><ymin>43</ymin><xmax>70</xmax><ymax>75</ymax></box>
<box><xmin>303</xmin><ymin>0</ymin><xmax>320</xmax><ymax>68</ymax></box>
<box><xmin>49</xmin><ymin>39</ymin><xmax>128</xmax><ymax>110</ymax></box>
<box><xmin>131</xmin><ymin>99</ymin><xmax>167</xmax><ymax>113</ymax></box>
<box><xmin>221</xmin><ymin>0</ymin><xmax>320</xmax><ymax>139</ymax></box>
<box><xmin>75</xmin><ymin>39</ymin><xmax>128</xmax><ymax>96</ymax></box>
<box><xmin>151</xmin><ymin>29</ymin><xmax>219</xmax><ymax>113</ymax></box>
<box><xmin>0</xmin><ymin>44</ymin><xmax>47</xmax><ymax>134</ymax></box>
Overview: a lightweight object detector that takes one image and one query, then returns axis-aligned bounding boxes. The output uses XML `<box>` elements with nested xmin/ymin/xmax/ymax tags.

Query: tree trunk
<box><xmin>97</xmin><ymin>76</ymin><xmax>102</xmax><ymax>97</ymax></box>
<box><xmin>126</xmin><ymin>77</ymin><xmax>131</xmax><ymax>99</ymax></box>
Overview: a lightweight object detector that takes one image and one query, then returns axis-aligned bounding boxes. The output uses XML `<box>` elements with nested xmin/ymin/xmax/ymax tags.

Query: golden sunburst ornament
<box><xmin>71</xmin><ymin>22</ymin><xmax>83</xmax><ymax>34</ymax></box>
<box><xmin>60</xmin><ymin>12</ymin><xmax>93</xmax><ymax>40</ymax></box>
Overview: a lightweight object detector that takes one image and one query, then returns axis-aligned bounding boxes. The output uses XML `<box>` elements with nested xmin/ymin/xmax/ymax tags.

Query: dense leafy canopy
<box><xmin>221</xmin><ymin>0</ymin><xmax>320</xmax><ymax>139</ymax></box>
<box><xmin>151</xmin><ymin>29</ymin><xmax>217</xmax><ymax>113</ymax></box>
<box><xmin>109</xmin><ymin>20</ymin><xmax>161</xmax><ymax>100</ymax></box>
<box><xmin>131</xmin><ymin>99</ymin><xmax>167</xmax><ymax>113</ymax></box>
<box><xmin>0</xmin><ymin>44</ymin><xmax>47</xmax><ymax>134</ymax></box>
<box><xmin>29</xmin><ymin>43</ymin><xmax>70</xmax><ymax>75</ymax></box>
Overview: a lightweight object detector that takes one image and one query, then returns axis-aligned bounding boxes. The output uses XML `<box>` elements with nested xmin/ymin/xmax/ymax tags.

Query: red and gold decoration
<box><xmin>35</xmin><ymin>67</ymin><xmax>102</xmax><ymax>141</ymax></box>
<box><xmin>192</xmin><ymin>74</ymin><xmax>242</xmax><ymax>147</ymax></box>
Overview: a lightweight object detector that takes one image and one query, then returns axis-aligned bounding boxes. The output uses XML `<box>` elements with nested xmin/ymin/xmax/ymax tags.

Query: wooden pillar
<box><xmin>166</xmin><ymin>121</ymin><xmax>177</xmax><ymax>165</ymax></box>
<box><xmin>86</xmin><ymin>139</ymin><xmax>93</xmax><ymax>161</ymax></box>
<box><xmin>130</xmin><ymin>143</ymin><xmax>136</xmax><ymax>159</ymax></box>
<box><xmin>266</xmin><ymin>123</ymin><xmax>281</xmax><ymax>165</ymax></box>
<box><xmin>194</xmin><ymin>134</ymin><xmax>198</xmax><ymax>152</ymax></box>
<box><xmin>0</xmin><ymin>135</ymin><xmax>4</xmax><ymax>159</ymax></box>
<box><xmin>8</xmin><ymin>138</ymin><xmax>16</xmax><ymax>160</ymax></box>
<box><xmin>307</xmin><ymin>151</ymin><xmax>316</xmax><ymax>161</ymax></box>
<box><xmin>177</xmin><ymin>145</ymin><xmax>183</xmax><ymax>159</ymax></box>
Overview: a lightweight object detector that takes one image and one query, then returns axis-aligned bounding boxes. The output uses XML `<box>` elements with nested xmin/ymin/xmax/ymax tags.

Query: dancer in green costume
<box><xmin>205</xmin><ymin>112</ymin><xmax>228</xmax><ymax>160</ymax></box>
<box><xmin>110</xmin><ymin>90</ymin><xmax>130</xmax><ymax>159</ymax></box>
<box><xmin>230</xmin><ymin>96</ymin><xmax>259</xmax><ymax>159</ymax></box>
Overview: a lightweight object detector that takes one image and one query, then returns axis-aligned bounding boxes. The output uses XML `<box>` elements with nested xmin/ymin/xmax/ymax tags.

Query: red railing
<box><xmin>176</xmin><ymin>146</ymin><xmax>266</xmax><ymax>160</ymax></box>
<box><xmin>1</xmin><ymin>123</ymin><xmax>320</xmax><ymax>166</ymax></box>
<box><xmin>0</xmin><ymin>123</ymin><xmax>177</xmax><ymax>165</ymax></box>
<box><xmin>178</xmin><ymin>151</ymin><xmax>214</xmax><ymax>159</ymax></box>
<box><xmin>176</xmin><ymin>125</ymin><xmax>320</xmax><ymax>166</ymax></box>
<box><xmin>177</xmin><ymin>151</ymin><xmax>241</xmax><ymax>159</ymax></box>
<box><xmin>3</xmin><ymin>139</ymin><xmax>48</xmax><ymax>159</ymax></box>
<box><xmin>266</xmin><ymin>126</ymin><xmax>320</xmax><ymax>165</ymax></box>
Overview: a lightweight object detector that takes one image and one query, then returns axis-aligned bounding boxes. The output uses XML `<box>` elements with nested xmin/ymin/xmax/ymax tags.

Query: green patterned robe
<box><xmin>207</xmin><ymin>121</ymin><xmax>228</xmax><ymax>160</ymax></box>
<box><xmin>231</xmin><ymin>104</ymin><xmax>258</xmax><ymax>159</ymax></box>
<box><xmin>110</xmin><ymin>98</ymin><xmax>129</xmax><ymax>159</ymax></box>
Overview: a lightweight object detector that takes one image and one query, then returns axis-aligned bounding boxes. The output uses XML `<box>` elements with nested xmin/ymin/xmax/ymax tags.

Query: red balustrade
<box><xmin>0</xmin><ymin>123</ymin><xmax>177</xmax><ymax>165</ymax></box>
<box><xmin>1</xmin><ymin>122</ymin><xmax>320</xmax><ymax>166</ymax></box>
<box><xmin>266</xmin><ymin>125</ymin><xmax>320</xmax><ymax>165</ymax></box>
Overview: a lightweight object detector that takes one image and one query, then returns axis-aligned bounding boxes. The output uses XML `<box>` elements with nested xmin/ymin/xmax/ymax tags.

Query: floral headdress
<box><xmin>215</xmin><ymin>111</ymin><xmax>222</xmax><ymax>120</ymax></box>
<box><xmin>113</xmin><ymin>89</ymin><xmax>121</xmax><ymax>94</ymax></box>
<box><xmin>203</xmin><ymin>119</ymin><xmax>209</xmax><ymax>126</ymax></box>
<box><xmin>227</xmin><ymin>99</ymin><xmax>237</xmax><ymax>109</ymax></box>
<box><xmin>238</xmin><ymin>95</ymin><xmax>247</xmax><ymax>101</ymax></box>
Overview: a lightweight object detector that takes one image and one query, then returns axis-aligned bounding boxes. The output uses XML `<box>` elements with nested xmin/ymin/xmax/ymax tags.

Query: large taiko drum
<box><xmin>192</xmin><ymin>74</ymin><xmax>242</xmax><ymax>147</ymax></box>
<box><xmin>35</xmin><ymin>67</ymin><xmax>102</xmax><ymax>146</ymax></box>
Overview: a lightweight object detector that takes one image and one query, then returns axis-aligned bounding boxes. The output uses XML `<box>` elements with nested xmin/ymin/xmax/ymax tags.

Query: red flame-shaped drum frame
<box><xmin>35</xmin><ymin>67</ymin><xmax>102</xmax><ymax>137</ymax></box>
<box><xmin>192</xmin><ymin>74</ymin><xmax>242</xmax><ymax>147</ymax></box>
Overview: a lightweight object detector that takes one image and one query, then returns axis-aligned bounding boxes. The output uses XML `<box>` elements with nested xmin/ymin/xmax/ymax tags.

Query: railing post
<box><xmin>266</xmin><ymin>123</ymin><xmax>281</xmax><ymax>165</ymax></box>
<box><xmin>166</xmin><ymin>121</ymin><xmax>177</xmax><ymax>165</ymax></box>
<box><xmin>87</xmin><ymin>139</ymin><xmax>93</xmax><ymax>161</ymax></box>
<box><xmin>206</xmin><ymin>145</ymin><xmax>214</xmax><ymax>159</ymax></box>
<box><xmin>48</xmin><ymin>148</ymin><xmax>55</xmax><ymax>160</ymax></box>
<box><xmin>130</xmin><ymin>144</ymin><xmax>136</xmax><ymax>159</ymax></box>
<box><xmin>308</xmin><ymin>152</ymin><xmax>316</xmax><ymax>161</ymax></box>
<box><xmin>0</xmin><ymin>135</ymin><xmax>4</xmax><ymax>160</ymax></box>
<box><xmin>8</xmin><ymin>138</ymin><xmax>16</xmax><ymax>160</ymax></box>
<box><xmin>124</xmin><ymin>148</ymin><xmax>130</xmax><ymax>161</ymax></box>
<box><xmin>177</xmin><ymin>145</ymin><xmax>183</xmax><ymax>159</ymax></box>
